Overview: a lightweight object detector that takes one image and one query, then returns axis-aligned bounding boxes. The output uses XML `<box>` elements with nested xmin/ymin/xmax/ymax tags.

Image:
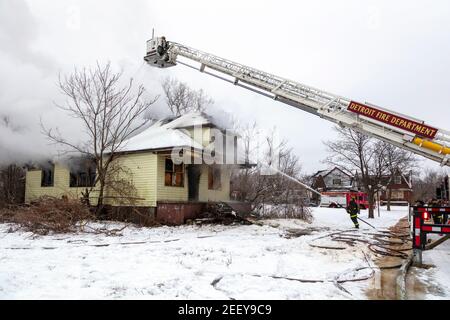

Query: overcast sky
<box><xmin>1</xmin><ymin>0</ymin><xmax>450</xmax><ymax>175</ymax></box>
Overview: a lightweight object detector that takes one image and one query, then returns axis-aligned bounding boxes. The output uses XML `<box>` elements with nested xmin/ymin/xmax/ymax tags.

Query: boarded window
<box><xmin>208</xmin><ymin>166</ymin><xmax>222</xmax><ymax>190</ymax></box>
<box><xmin>41</xmin><ymin>165</ymin><xmax>54</xmax><ymax>187</ymax></box>
<box><xmin>165</xmin><ymin>158</ymin><xmax>184</xmax><ymax>187</ymax></box>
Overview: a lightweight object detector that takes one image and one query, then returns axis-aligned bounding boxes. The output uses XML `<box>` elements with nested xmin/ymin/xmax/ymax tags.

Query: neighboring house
<box><xmin>309</xmin><ymin>167</ymin><xmax>413</xmax><ymax>206</ymax></box>
<box><xmin>352</xmin><ymin>169</ymin><xmax>413</xmax><ymax>206</ymax></box>
<box><xmin>25</xmin><ymin>112</ymin><xmax>247</xmax><ymax>225</ymax></box>
<box><xmin>309</xmin><ymin>167</ymin><xmax>356</xmax><ymax>204</ymax></box>
<box><xmin>311</xmin><ymin>167</ymin><xmax>355</xmax><ymax>192</ymax></box>
<box><xmin>378</xmin><ymin>170</ymin><xmax>413</xmax><ymax>206</ymax></box>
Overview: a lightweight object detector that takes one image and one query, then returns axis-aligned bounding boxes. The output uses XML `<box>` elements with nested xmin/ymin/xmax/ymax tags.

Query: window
<box><xmin>165</xmin><ymin>158</ymin><xmax>184</xmax><ymax>187</ymax></box>
<box><xmin>394</xmin><ymin>176</ymin><xmax>402</xmax><ymax>185</ymax></box>
<box><xmin>41</xmin><ymin>166</ymin><xmax>54</xmax><ymax>187</ymax></box>
<box><xmin>208</xmin><ymin>166</ymin><xmax>222</xmax><ymax>190</ymax></box>
<box><xmin>392</xmin><ymin>190</ymin><xmax>404</xmax><ymax>199</ymax></box>
<box><xmin>69</xmin><ymin>159</ymin><xmax>96</xmax><ymax>188</ymax></box>
<box><xmin>70</xmin><ymin>167</ymin><xmax>96</xmax><ymax>188</ymax></box>
<box><xmin>332</xmin><ymin>178</ymin><xmax>342</xmax><ymax>186</ymax></box>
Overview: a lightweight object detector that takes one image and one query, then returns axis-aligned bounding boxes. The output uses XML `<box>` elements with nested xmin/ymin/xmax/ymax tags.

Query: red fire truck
<box><xmin>320</xmin><ymin>191</ymin><xmax>371</xmax><ymax>209</ymax></box>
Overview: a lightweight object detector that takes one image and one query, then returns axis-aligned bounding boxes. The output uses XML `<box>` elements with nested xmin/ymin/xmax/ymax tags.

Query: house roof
<box><xmin>380</xmin><ymin>172</ymin><xmax>412</xmax><ymax>189</ymax></box>
<box><xmin>119</xmin><ymin>112</ymin><xmax>210</xmax><ymax>153</ymax></box>
<box><xmin>312</xmin><ymin>167</ymin><xmax>353</xmax><ymax>179</ymax></box>
<box><xmin>354</xmin><ymin>170</ymin><xmax>413</xmax><ymax>189</ymax></box>
<box><xmin>312</xmin><ymin>169</ymin><xmax>329</xmax><ymax>177</ymax></box>
<box><xmin>118</xmin><ymin>112</ymin><xmax>254</xmax><ymax>167</ymax></box>
<box><xmin>164</xmin><ymin>112</ymin><xmax>215</xmax><ymax>129</ymax></box>
<box><xmin>327</xmin><ymin>167</ymin><xmax>353</xmax><ymax>178</ymax></box>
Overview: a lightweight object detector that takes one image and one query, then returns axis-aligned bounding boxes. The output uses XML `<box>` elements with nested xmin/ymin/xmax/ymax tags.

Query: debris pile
<box><xmin>0</xmin><ymin>196</ymin><xmax>93</xmax><ymax>235</ymax></box>
<box><xmin>190</xmin><ymin>203</ymin><xmax>254</xmax><ymax>226</ymax></box>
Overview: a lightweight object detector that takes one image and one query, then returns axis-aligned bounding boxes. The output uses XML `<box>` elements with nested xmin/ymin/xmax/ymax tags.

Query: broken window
<box><xmin>41</xmin><ymin>164</ymin><xmax>54</xmax><ymax>187</ymax></box>
<box><xmin>70</xmin><ymin>163</ymin><xmax>96</xmax><ymax>188</ymax></box>
<box><xmin>208</xmin><ymin>166</ymin><xmax>222</xmax><ymax>190</ymax></box>
<box><xmin>165</xmin><ymin>158</ymin><xmax>184</xmax><ymax>187</ymax></box>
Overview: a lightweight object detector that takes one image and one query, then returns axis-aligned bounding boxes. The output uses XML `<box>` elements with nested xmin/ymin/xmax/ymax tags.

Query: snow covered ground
<box><xmin>413</xmin><ymin>235</ymin><xmax>450</xmax><ymax>299</ymax></box>
<box><xmin>0</xmin><ymin>206</ymin><xmax>410</xmax><ymax>300</ymax></box>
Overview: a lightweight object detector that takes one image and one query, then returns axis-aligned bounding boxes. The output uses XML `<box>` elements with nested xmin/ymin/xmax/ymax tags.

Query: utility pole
<box><xmin>378</xmin><ymin>191</ymin><xmax>381</xmax><ymax>218</ymax></box>
<box><xmin>447</xmin><ymin>173</ymin><xmax>450</xmax><ymax>203</ymax></box>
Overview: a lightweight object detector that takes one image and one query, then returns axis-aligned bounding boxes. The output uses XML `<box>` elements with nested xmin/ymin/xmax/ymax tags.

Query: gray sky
<box><xmin>1</xmin><ymin>0</ymin><xmax>450</xmax><ymax>175</ymax></box>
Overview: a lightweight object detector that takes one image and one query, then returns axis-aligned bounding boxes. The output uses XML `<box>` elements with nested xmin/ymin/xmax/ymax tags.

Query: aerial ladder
<box><xmin>143</xmin><ymin>35</ymin><xmax>450</xmax><ymax>168</ymax></box>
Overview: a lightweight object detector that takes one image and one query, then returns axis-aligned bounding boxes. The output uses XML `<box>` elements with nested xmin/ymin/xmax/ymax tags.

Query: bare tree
<box><xmin>42</xmin><ymin>62</ymin><xmax>158</xmax><ymax>211</ymax></box>
<box><xmin>102</xmin><ymin>161</ymin><xmax>139</xmax><ymax>206</ymax></box>
<box><xmin>162</xmin><ymin>77</ymin><xmax>213</xmax><ymax>116</ymax></box>
<box><xmin>1</xmin><ymin>115</ymin><xmax>10</xmax><ymax>127</ymax></box>
<box><xmin>231</xmin><ymin>125</ymin><xmax>311</xmax><ymax>220</ymax></box>
<box><xmin>0</xmin><ymin>164</ymin><xmax>25</xmax><ymax>207</ymax></box>
<box><xmin>412</xmin><ymin>168</ymin><xmax>446</xmax><ymax>203</ymax></box>
<box><xmin>324</xmin><ymin>126</ymin><xmax>390</xmax><ymax>219</ymax></box>
<box><xmin>0</xmin><ymin>116</ymin><xmax>26</xmax><ymax>207</ymax></box>
<box><xmin>380</xmin><ymin>142</ymin><xmax>417</xmax><ymax>210</ymax></box>
<box><xmin>230</xmin><ymin>122</ymin><xmax>258</xmax><ymax>202</ymax></box>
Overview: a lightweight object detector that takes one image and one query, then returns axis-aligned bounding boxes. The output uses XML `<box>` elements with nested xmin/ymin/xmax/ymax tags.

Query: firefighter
<box><xmin>158</xmin><ymin>36</ymin><xmax>170</xmax><ymax>62</ymax></box>
<box><xmin>429</xmin><ymin>198</ymin><xmax>443</xmax><ymax>224</ymax></box>
<box><xmin>414</xmin><ymin>200</ymin><xmax>425</xmax><ymax>207</ymax></box>
<box><xmin>347</xmin><ymin>197</ymin><xmax>360</xmax><ymax>229</ymax></box>
<box><xmin>435</xmin><ymin>199</ymin><xmax>445</xmax><ymax>224</ymax></box>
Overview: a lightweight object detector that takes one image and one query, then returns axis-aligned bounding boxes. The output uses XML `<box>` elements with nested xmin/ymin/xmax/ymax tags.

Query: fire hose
<box><xmin>307</xmin><ymin>228</ymin><xmax>412</xmax><ymax>260</ymax></box>
<box><xmin>334</xmin><ymin>203</ymin><xmax>378</xmax><ymax>230</ymax></box>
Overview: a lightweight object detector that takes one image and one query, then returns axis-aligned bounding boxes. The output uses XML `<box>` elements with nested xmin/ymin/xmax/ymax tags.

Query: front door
<box><xmin>187</xmin><ymin>165</ymin><xmax>201</xmax><ymax>201</ymax></box>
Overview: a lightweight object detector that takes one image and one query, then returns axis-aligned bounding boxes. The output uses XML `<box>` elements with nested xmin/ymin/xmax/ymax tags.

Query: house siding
<box><xmin>25</xmin><ymin>154</ymin><xmax>159</xmax><ymax>207</ymax></box>
<box><xmin>322</xmin><ymin>169</ymin><xmax>353</xmax><ymax>190</ymax></box>
<box><xmin>25</xmin><ymin>154</ymin><xmax>232</xmax><ymax>207</ymax></box>
<box><xmin>104</xmin><ymin>153</ymin><xmax>158</xmax><ymax>207</ymax></box>
<box><xmin>25</xmin><ymin>164</ymin><xmax>93</xmax><ymax>203</ymax></box>
<box><xmin>198</xmin><ymin>165</ymin><xmax>231</xmax><ymax>202</ymax></box>
<box><xmin>380</xmin><ymin>174</ymin><xmax>413</xmax><ymax>205</ymax></box>
<box><xmin>156</xmin><ymin>155</ymin><xmax>188</xmax><ymax>202</ymax></box>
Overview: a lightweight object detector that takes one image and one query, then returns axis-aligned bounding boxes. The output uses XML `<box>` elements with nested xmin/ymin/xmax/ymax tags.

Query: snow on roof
<box><xmin>326</xmin><ymin>167</ymin><xmax>353</xmax><ymax>178</ymax></box>
<box><xmin>119</xmin><ymin>113</ymin><xmax>208</xmax><ymax>153</ymax></box>
<box><xmin>313</xmin><ymin>167</ymin><xmax>353</xmax><ymax>178</ymax></box>
<box><xmin>164</xmin><ymin>112</ymin><xmax>213</xmax><ymax>129</ymax></box>
<box><xmin>312</xmin><ymin>169</ymin><xmax>329</xmax><ymax>177</ymax></box>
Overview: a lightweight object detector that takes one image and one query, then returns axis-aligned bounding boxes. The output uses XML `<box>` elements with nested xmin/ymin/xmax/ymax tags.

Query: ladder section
<box><xmin>145</xmin><ymin>38</ymin><xmax>450</xmax><ymax>166</ymax></box>
<box><xmin>169</xmin><ymin>42</ymin><xmax>348</xmax><ymax>115</ymax></box>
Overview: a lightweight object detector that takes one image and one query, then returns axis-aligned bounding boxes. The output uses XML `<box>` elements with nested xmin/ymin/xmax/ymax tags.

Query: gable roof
<box><xmin>312</xmin><ymin>167</ymin><xmax>353</xmax><ymax>179</ymax></box>
<box><xmin>324</xmin><ymin>167</ymin><xmax>353</xmax><ymax>179</ymax></box>
<box><xmin>164</xmin><ymin>112</ymin><xmax>215</xmax><ymax>129</ymax></box>
<box><xmin>119</xmin><ymin>112</ymin><xmax>211</xmax><ymax>153</ymax></box>
<box><xmin>354</xmin><ymin>170</ymin><xmax>413</xmax><ymax>189</ymax></box>
<box><xmin>381</xmin><ymin>172</ymin><xmax>412</xmax><ymax>189</ymax></box>
<box><xmin>312</xmin><ymin>169</ymin><xmax>329</xmax><ymax>178</ymax></box>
